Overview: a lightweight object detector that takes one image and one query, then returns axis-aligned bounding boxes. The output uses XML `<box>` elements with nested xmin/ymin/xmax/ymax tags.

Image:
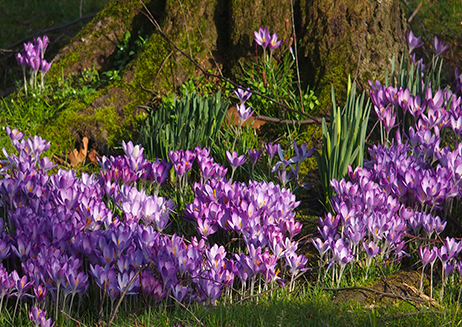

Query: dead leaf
<box><xmin>67</xmin><ymin>136</ymin><xmax>89</xmax><ymax>167</ymax></box>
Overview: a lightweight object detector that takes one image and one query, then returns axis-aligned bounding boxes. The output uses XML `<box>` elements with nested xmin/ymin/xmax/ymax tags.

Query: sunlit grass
<box><xmin>0</xmin><ymin>0</ymin><xmax>108</xmax><ymax>49</ymax></box>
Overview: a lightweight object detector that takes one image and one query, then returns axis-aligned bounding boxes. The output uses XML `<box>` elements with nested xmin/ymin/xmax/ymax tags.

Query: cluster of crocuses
<box><xmin>230</xmin><ymin>83</ymin><xmax>313</xmax><ymax>187</ymax></box>
<box><xmin>254</xmin><ymin>27</ymin><xmax>283</xmax><ymax>52</ymax></box>
<box><xmin>313</xmin><ymin>32</ymin><xmax>462</xmax><ymax>295</ymax></box>
<box><xmin>15</xmin><ymin>35</ymin><xmax>52</xmax><ymax>94</ymax></box>
<box><xmin>0</xmin><ymin>126</ymin><xmax>309</xmax><ymax>324</ymax></box>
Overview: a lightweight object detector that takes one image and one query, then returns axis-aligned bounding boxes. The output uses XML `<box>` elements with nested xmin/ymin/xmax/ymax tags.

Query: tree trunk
<box><xmin>296</xmin><ymin>0</ymin><xmax>407</xmax><ymax>111</ymax></box>
<box><xmin>44</xmin><ymin>0</ymin><xmax>406</xmax><ymax>155</ymax></box>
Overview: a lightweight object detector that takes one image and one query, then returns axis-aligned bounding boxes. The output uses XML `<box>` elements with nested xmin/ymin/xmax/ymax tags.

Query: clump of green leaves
<box><xmin>0</xmin><ymin>68</ymin><xmax>99</xmax><ymax>152</ymax></box>
<box><xmin>315</xmin><ymin>78</ymin><xmax>371</xmax><ymax>205</ymax></box>
<box><xmin>238</xmin><ymin>50</ymin><xmax>320</xmax><ymax>120</ymax></box>
<box><xmin>102</xmin><ymin>30</ymin><xmax>149</xmax><ymax>81</ymax></box>
<box><xmin>138</xmin><ymin>90</ymin><xmax>229</xmax><ymax>160</ymax></box>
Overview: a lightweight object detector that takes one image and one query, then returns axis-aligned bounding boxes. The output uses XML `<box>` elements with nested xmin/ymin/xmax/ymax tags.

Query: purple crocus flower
<box><xmin>172</xmin><ymin>283</ymin><xmax>189</xmax><ymax>302</ymax></box>
<box><xmin>234</xmin><ymin>87</ymin><xmax>252</xmax><ymax>103</ymax></box>
<box><xmin>285</xmin><ymin>251</ymin><xmax>308</xmax><ymax>276</ymax></box>
<box><xmin>363</xmin><ymin>241</ymin><xmax>380</xmax><ymax>258</ymax></box>
<box><xmin>226</xmin><ymin>150</ymin><xmax>246</xmax><ymax>182</ymax></box>
<box><xmin>268</xmin><ymin>32</ymin><xmax>283</xmax><ymax>50</ymax></box>
<box><xmin>444</xmin><ymin>261</ymin><xmax>455</xmax><ymax>278</ymax></box>
<box><xmin>333</xmin><ymin>242</ymin><xmax>353</xmax><ymax>266</ymax></box>
<box><xmin>406</xmin><ymin>31</ymin><xmax>423</xmax><ymax>54</ymax></box>
<box><xmin>16</xmin><ymin>52</ymin><xmax>26</xmax><ymax>68</ymax></box>
<box><xmin>149</xmin><ymin>158</ymin><xmax>171</xmax><ymax>186</ymax></box>
<box><xmin>226</xmin><ymin>150</ymin><xmax>246</xmax><ymax>169</ymax></box>
<box><xmin>248</xmin><ymin>148</ymin><xmax>262</xmax><ymax>174</ymax></box>
<box><xmin>264</xmin><ymin>142</ymin><xmax>278</xmax><ymax>162</ymax></box>
<box><xmin>0</xmin><ymin>240</ymin><xmax>10</xmax><ymax>262</ymax></box>
<box><xmin>410</xmin><ymin>53</ymin><xmax>426</xmax><ymax>71</ymax></box>
<box><xmin>454</xmin><ymin>68</ymin><xmax>462</xmax><ymax>94</ymax></box>
<box><xmin>331</xmin><ymin>239</ymin><xmax>353</xmax><ymax>285</ymax></box>
<box><xmin>197</xmin><ymin>216</ymin><xmax>218</xmax><ymax>238</ymax></box>
<box><xmin>433</xmin><ymin>35</ymin><xmax>450</xmax><ymax>56</ymax></box>
<box><xmin>40</xmin><ymin>59</ymin><xmax>52</xmax><ymax>90</ymax></box>
<box><xmin>41</xmin><ymin>59</ymin><xmax>52</xmax><ymax>74</ymax></box>
<box><xmin>419</xmin><ymin>245</ymin><xmax>437</xmax><ymax>267</ymax></box>
<box><xmin>254</xmin><ymin>27</ymin><xmax>270</xmax><ymax>48</ymax></box>
<box><xmin>29</xmin><ymin>55</ymin><xmax>41</xmax><ymax>72</ymax></box>
<box><xmin>236</xmin><ymin>103</ymin><xmax>253</xmax><ymax>125</ymax></box>
<box><xmin>36</xmin><ymin>35</ymin><xmax>50</xmax><ymax>58</ymax></box>
<box><xmin>312</xmin><ymin>238</ymin><xmax>329</xmax><ymax>261</ymax></box>
<box><xmin>289</xmin><ymin>141</ymin><xmax>314</xmax><ymax>164</ymax></box>
<box><xmin>10</xmin><ymin>270</ymin><xmax>34</xmax><ymax>300</ymax></box>
<box><xmin>33</xmin><ymin>284</ymin><xmax>47</xmax><ymax>303</ymax></box>
<box><xmin>29</xmin><ymin>306</ymin><xmax>55</xmax><ymax>327</ymax></box>
<box><xmin>362</xmin><ymin>240</ymin><xmax>380</xmax><ymax>279</ymax></box>
<box><xmin>0</xmin><ymin>266</ymin><xmax>14</xmax><ymax>309</ymax></box>
<box><xmin>117</xmin><ymin>271</ymin><xmax>139</xmax><ymax>295</ymax></box>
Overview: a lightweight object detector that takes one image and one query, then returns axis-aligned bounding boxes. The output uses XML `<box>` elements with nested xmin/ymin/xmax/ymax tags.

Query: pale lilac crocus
<box><xmin>312</xmin><ymin>238</ymin><xmax>329</xmax><ymax>261</ymax></box>
<box><xmin>268</xmin><ymin>32</ymin><xmax>283</xmax><ymax>50</ymax></box>
<box><xmin>332</xmin><ymin>240</ymin><xmax>353</xmax><ymax>286</ymax></box>
<box><xmin>236</xmin><ymin>103</ymin><xmax>253</xmax><ymax>126</ymax></box>
<box><xmin>234</xmin><ymin>87</ymin><xmax>252</xmax><ymax>103</ymax></box>
<box><xmin>418</xmin><ymin>245</ymin><xmax>437</xmax><ymax>292</ymax></box>
<box><xmin>226</xmin><ymin>150</ymin><xmax>246</xmax><ymax>183</ymax></box>
<box><xmin>265</xmin><ymin>142</ymin><xmax>278</xmax><ymax>164</ymax></box>
<box><xmin>433</xmin><ymin>35</ymin><xmax>450</xmax><ymax>57</ymax></box>
<box><xmin>254</xmin><ymin>27</ymin><xmax>270</xmax><ymax>48</ymax></box>
<box><xmin>40</xmin><ymin>59</ymin><xmax>52</xmax><ymax>90</ymax></box>
<box><xmin>363</xmin><ymin>241</ymin><xmax>380</xmax><ymax>279</ymax></box>
<box><xmin>406</xmin><ymin>31</ymin><xmax>423</xmax><ymax>54</ymax></box>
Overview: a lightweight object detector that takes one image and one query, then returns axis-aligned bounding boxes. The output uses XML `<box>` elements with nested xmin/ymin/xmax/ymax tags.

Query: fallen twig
<box><xmin>408</xmin><ymin>2</ymin><xmax>422</xmax><ymax>23</ymax></box>
<box><xmin>107</xmin><ymin>264</ymin><xmax>146</xmax><ymax>326</ymax></box>
<box><xmin>399</xmin><ymin>0</ymin><xmax>428</xmax><ymax>40</ymax></box>
<box><xmin>60</xmin><ymin>308</ymin><xmax>89</xmax><ymax>327</ymax></box>
<box><xmin>323</xmin><ymin>284</ymin><xmax>440</xmax><ymax>307</ymax></box>
<box><xmin>153</xmin><ymin>49</ymin><xmax>175</xmax><ymax>86</ymax></box>
<box><xmin>169</xmin><ymin>295</ymin><xmax>206</xmax><ymax>327</ymax></box>
<box><xmin>232</xmin><ymin>284</ymin><xmax>280</xmax><ymax>306</ymax></box>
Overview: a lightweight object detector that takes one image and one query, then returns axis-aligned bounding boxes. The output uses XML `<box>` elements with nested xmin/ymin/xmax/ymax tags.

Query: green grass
<box><xmin>0</xmin><ymin>0</ymin><xmax>108</xmax><ymax>49</ymax></box>
<box><xmin>0</xmin><ymin>67</ymin><xmax>101</xmax><ymax>157</ymax></box>
<box><xmin>63</xmin><ymin>285</ymin><xmax>462</xmax><ymax>327</ymax></box>
<box><xmin>2</xmin><ymin>284</ymin><xmax>460</xmax><ymax>326</ymax></box>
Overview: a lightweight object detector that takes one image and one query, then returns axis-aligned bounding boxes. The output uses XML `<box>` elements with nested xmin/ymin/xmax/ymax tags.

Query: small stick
<box><xmin>289</xmin><ymin>0</ymin><xmax>304</xmax><ymax>113</ymax></box>
<box><xmin>60</xmin><ymin>308</ymin><xmax>89</xmax><ymax>327</ymax></box>
<box><xmin>169</xmin><ymin>295</ymin><xmax>206</xmax><ymax>327</ymax></box>
<box><xmin>107</xmin><ymin>264</ymin><xmax>146</xmax><ymax>326</ymax></box>
<box><xmin>231</xmin><ymin>284</ymin><xmax>280</xmax><ymax>306</ymax></box>
<box><xmin>97</xmin><ymin>281</ymin><xmax>107</xmax><ymax>324</ymax></box>
<box><xmin>408</xmin><ymin>2</ymin><xmax>422</xmax><ymax>23</ymax></box>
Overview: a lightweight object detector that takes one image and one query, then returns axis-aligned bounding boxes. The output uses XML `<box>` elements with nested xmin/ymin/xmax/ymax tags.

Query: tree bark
<box><xmin>296</xmin><ymin>0</ymin><xmax>407</xmax><ymax>111</ymax></box>
<box><xmin>43</xmin><ymin>0</ymin><xmax>406</xmax><ymax>155</ymax></box>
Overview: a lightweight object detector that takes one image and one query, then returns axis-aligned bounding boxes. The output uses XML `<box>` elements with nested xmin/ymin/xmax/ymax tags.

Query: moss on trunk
<box><xmin>297</xmin><ymin>0</ymin><xmax>406</xmax><ymax>112</ymax></box>
<box><xmin>35</xmin><ymin>0</ymin><xmax>406</xmax><ymax>155</ymax></box>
